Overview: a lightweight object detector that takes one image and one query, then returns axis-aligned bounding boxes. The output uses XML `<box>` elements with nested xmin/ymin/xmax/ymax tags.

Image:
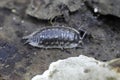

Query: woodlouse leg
<box><xmin>49</xmin><ymin>16</ymin><xmax>57</xmax><ymax>25</ymax></box>
<box><xmin>77</xmin><ymin>42</ymin><xmax>84</xmax><ymax>49</ymax></box>
<box><xmin>60</xmin><ymin>48</ymin><xmax>72</xmax><ymax>54</ymax></box>
<box><xmin>73</xmin><ymin>40</ymin><xmax>84</xmax><ymax>49</ymax></box>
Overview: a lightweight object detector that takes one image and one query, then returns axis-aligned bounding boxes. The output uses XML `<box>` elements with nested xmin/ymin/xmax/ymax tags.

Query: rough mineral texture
<box><xmin>26</xmin><ymin>0</ymin><xmax>84</xmax><ymax>19</ymax></box>
<box><xmin>0</xmin><ymin>0</ymin><xmax>11</xmax><ymax>7</ymax></box>
<box><xmin>32</xmin><ymin>55</ymin><xmax>120</xmax><ymax>80</ymax></box>
<box><xmin>86</xmin><ymin>0</ymin><xmax>120</xmax><ymax>17</ymax></box>
<box><xmin>26</xmin><ymin>0</ymin><xmax>120</xmax><ymax>19</ymax></box>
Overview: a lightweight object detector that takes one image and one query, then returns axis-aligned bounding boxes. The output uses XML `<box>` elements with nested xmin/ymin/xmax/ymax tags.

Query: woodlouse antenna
<box><xmin>79</xmin><ymin>29</ymin><xmax>86</xmax><ymax>40</ymax></box>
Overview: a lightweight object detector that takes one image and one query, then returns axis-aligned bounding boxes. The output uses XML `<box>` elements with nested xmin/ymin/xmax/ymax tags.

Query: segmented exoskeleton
<box><xmin>23</xmin><ymin>25</ymin><xmax>86</xmax><ymax>49</ymax></box>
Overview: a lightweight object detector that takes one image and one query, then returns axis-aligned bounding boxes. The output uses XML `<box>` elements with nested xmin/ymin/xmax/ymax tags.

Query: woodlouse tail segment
<box><xmin>22</xmin><ymin>36</ymin><xmax>30</xmax><ymax>45</ymax></box>
<box><xmin>24</xmin><ymin>40</ymin><xmax>30</xmax><ymax>45</ymax></box>
<box><xmin>21</xmin><ymin>39</ymin><xmax>30</xmax><ymax>46</ymax></box>
<box><xmin>79</xmin><ymin>29</ymin><xmax>86</xmax><ymax>40</ymax></box>
<box><xmin>22</xmin><ymin>35</ymin><xmax>30</xmax><ymax>40</ymax></box>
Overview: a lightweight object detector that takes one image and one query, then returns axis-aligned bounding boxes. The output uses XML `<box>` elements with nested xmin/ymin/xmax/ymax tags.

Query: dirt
<box><xmin>0</xmin><ymin>0</ymin><xmax>120</xmax><ymax>80</ymax></box>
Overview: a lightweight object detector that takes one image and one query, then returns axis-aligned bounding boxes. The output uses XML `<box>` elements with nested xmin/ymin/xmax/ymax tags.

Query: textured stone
<box><xmin>86</xmin><ymin>0</ymin><xmax>120</xmax><ymax>17</ymax></box>
<box><xmin>32</xmin><ymin>55</ymin><xmax>120</xmax><ymax>80</ymax></box>
<box><xmin>26</xmin><ymin>0</ymin><xmax>84</xmax><ymax>19</ymax></box>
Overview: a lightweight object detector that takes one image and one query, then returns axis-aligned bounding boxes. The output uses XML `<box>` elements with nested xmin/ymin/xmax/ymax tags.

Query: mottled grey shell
<box><xmin>23</xmin><ymin>26</ymin><xmax>85</xmax><ymax>49</ymax></box>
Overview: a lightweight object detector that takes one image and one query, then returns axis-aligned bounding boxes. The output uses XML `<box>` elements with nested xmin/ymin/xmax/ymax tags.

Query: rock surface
<box><xmin>32</xmin><ymin>55</ymin><xmax>120</xmax><ymax>80</ymax></box>
<box><xmin>0</xmin><ymin>0</ymin><xmax>11</xmax><ymax>7</ymax></box>
<box><xmin>26</xmin><ymin>0</ymin><xmax>84</xmax><ymax>19</ymax></box>
<box><xmin>86</xmin><ymin>0</ymin><xmax>120</xmax><ymax>17</ymax></box>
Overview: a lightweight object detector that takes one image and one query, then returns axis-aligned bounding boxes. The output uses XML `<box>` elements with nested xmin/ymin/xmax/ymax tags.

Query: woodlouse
<box><xmin>23</xmin><ymin>25</ymin><xmax>86</xmax><ymax>49</ymax></box>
